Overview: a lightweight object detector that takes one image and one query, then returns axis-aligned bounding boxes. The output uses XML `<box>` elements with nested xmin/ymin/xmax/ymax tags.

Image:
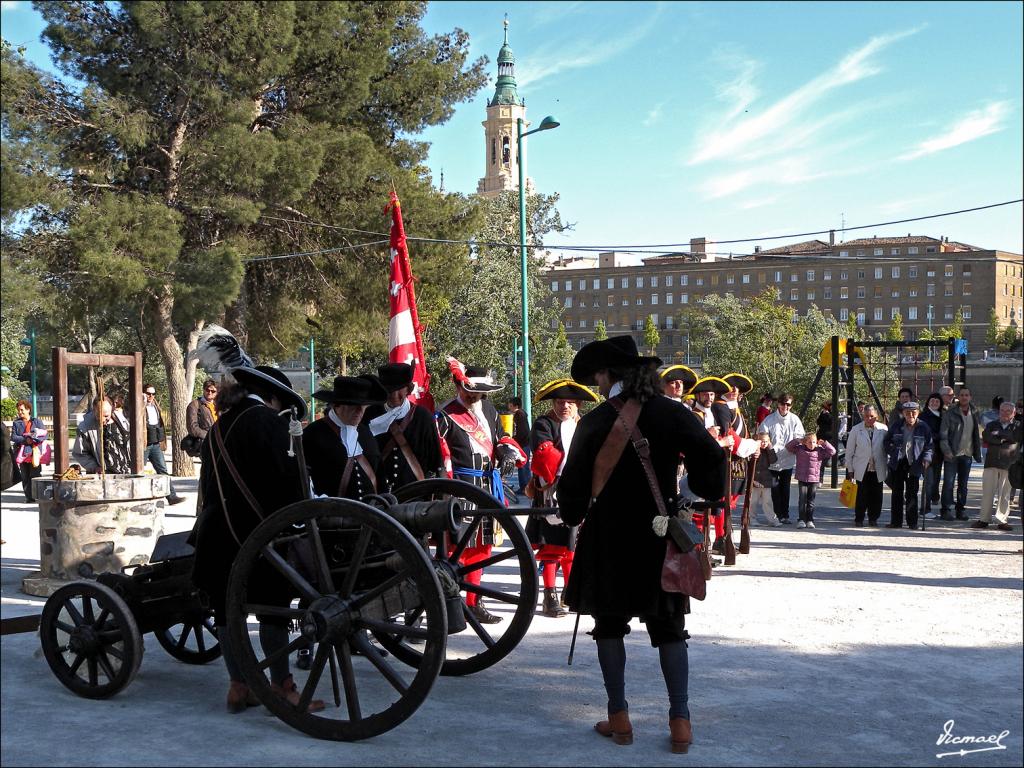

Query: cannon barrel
<box><xmin>384</xmin><ymin>499</ymin><xmax>461</xmax><ymax>536</ymax></box>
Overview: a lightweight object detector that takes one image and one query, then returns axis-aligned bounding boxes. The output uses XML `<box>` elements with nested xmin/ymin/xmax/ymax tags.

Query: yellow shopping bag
<box><xmin>839</xmin><ymin>478</ymin><xmax>858</xmax><ymax>508</ymax></box>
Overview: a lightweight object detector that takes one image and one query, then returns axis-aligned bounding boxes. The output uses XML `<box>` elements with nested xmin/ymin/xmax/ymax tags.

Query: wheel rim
<box><xmin>226</xmin><ymin>497</ymin><xmax>447</xmax><ymax>741</ymax></box>
<box><xmin>155</xmin><ymin>614</ymin><xmax>221</xmax><ymax>664</ymax></box>
<box><xmin>40</xmin><ymin>581</ymin><xmax>143</xmax><ymax>699</ymax></box>
<box><xmin>376</xmin><ymin>478</ymin><xmax>539</xmax><ymax>676</ymax></box>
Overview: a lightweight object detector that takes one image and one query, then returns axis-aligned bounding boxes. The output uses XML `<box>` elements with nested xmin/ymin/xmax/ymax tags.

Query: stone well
<box><xmin>22</xmin><ymin>474</ymin><xmax>169</xmax><ymax>597</ymax></box>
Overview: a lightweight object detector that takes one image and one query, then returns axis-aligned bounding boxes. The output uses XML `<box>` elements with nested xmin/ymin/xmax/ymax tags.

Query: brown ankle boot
<box><xmin>226</xmin><ymin>681</ymin><xmax>260</xmax><ymax>713</ymax></box>
<box><xmin>595</xmin><ymin>710</ymin><xmax>633</xmax><ymax>745</ymax></box>
<box><xmin>270</xmin><ymin>674</ymin><xmax>325</xmax><ymax>713</ymax></box>
<box><xmin>669</xmin><ymin>717</ymin><xmax>692</xmax><ymax>753</ymax></box>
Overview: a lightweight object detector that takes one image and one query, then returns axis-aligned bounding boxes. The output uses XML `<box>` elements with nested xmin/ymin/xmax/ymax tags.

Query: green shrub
<box><xmin>0</xmin><ymin>398</ymin><xmax>16</xmax><ymax>421</ymax></box>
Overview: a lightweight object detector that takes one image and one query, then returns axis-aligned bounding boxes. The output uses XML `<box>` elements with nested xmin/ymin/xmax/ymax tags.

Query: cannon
<box><xmin>39</xmin><ymin>478</ymin><xmax>542</xmax><ymax>741</ymax></box>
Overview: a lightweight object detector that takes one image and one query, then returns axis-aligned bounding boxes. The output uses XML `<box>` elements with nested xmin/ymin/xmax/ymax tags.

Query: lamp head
<box><xmin>538</xmin><ymin>115</ymin><xmax>560</xmax><ymax>131</ymax></box>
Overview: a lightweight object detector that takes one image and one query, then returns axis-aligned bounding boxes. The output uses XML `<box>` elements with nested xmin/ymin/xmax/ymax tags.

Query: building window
<box><xmin>651</xmin><ymin>276</ymin><xmax>659</xmax><ymax>288</ymax></box>
<box><xmin>726</xmin><ymin>274</ymin><xmax>735</xmax><ymax>285</ymax></box>
<box><xmin>790</xmin><ymin>273</ymin><xmax>799</xmax><ymax>282</ymax></box>
<box><xmin>742</xmin><ymin>274</ymin><xmax>751</xmax><ymax>284</ymax></box>
<box><xmin>855</xmin><ymin>250</ymin><xmax>865</xmax><ymax>257</ymax></box>
<box><xmin>681</xmin><ymin>293</ymin><xmax>689</xmax><ymax>304</ymax></box>
<box><xmin>908</xmin><ymin>306</ymin><xmax>918</xmax><ymax>320</ymax></box>
<box><xmin>564</xmin><ymin>296</ymin><xmax>572</xmax><ymax>308</ymax></box>
<box><xmin>666</xmin><ymin>275</ymin><xmax>674</xmax><ymax>287</ymax></box>
<box><xmin>592</xmin><ymin>278</ymin><xmax>600</xmax><ymax>290</ymax></box>
<box><xmin>622</xmin><ymin>299</ymin><xmax>628</xmax><ymax>306</ymax></box>
<box><xmin>856</xmin><ymin>310</ymin><xmax>865</xmax><ymax>325</ymax></box>
<box><xmin>711</xmin><ymin>275</ymin><xmax>720</xmax><ymax>286</ymax></box>
<box><xmin>857</xmin><ymin>269</ymin><xmax>865</xmax><ymax>279</ymax></box>
<box><xmin>636</xmin><ymin>276</ymin><xmax>644</xmax><ymax>289</ymax></box>
<box><xmin>806</xmin><ymin>270</ymin><xmax>815</xmax><ymax>281</ymax></box>
<box><xmin>840</xmin><ymin>287</ymin><xmax>849</xmax><ymax>299</ymax></box>
<box><xmin>840</xmin><ymin>270</ymin><xmax>849</xmax><ymax>280</ymax></box>
<box><xmin>962</xmin><ymin>305</ymin><xmax>972</xmax><ymax>320</ymax></box>
<box><xmin>621</xmin><ymin>277</ymin><xmax>629</xmax><ymax>289</ymax></box>
<box><xmin>666</xmin><ymin>293</ymin><xmax>674</xmax><ymax>305</ymax></box>
<box><xmin>840</xmin><ymin>307</ymin><xmax>849</xmax><ymax>321</ymax></box>
<box><xmin>944</xmin><ymin>285</ymin><xmax>953</xmax><ymax>297</ymax></box>
<box><xmin>774</xmin><ymin>271</ymin><xmax>783</xmax><ymax>282</ymax></box>
<box><xmin>839</xmin><ymin>250</ymin><xmax>849</xmax><ymax>257</ymax></box>
<box><xmin>874</xmin><ymin>267</ymin><xmax>883</xmax><ymax>279</ymax></box>
<box><xmin>909</xmin><ymin>266</ymin><xmax>918</xmax><ymax>278</ymax></box>
<box><xmin>944</xmin><ymin>264</ymin><xmax>953</xmax><ymax>277</ymax></box>
<box><xmin>891</xmin><ymin>248</ymin><xmax>900</xmax><ymax>255</ymax></box>
<box><xmin>651</xmin><ymin>293</ymin><xmax>659</xmax><ymax>305</ymax></box>
<box><xmin>857</xmin><ymin>287</ymin><xmax>866</xmax><ymax>298</ymax></box>
<box><xmin>636</xmin><ymin>297</ymin><xmax>643</xmax><ymax>305</ymax></box>
<box><xmin>681</xmin><ymin>274</ymin><xmax>688</xmax><ymax>286</ymax></box>
<box><xmin>909</xmin><ymin>288</ymin><xmax>918</xmax><ymax>297</ymax></box>
<box><xmin>651</xmin><ymin>314</ymin><xmax>659</xmax><ymax>326</ymax></box>
<box><xmin>607</xmin><ymin>278</ymin><xmax>614</xmax><ymax>290</ymax></box>
<box><xmin>891</xmin><ymin>289</ymin><xmax>900</xmax><ymax>298</ymax></box>
<box><xmin>696</xmin><ymin>277</ymin><xmax>704</xmax><ymax>286</ymax></box>
<box><xmin>565</xmin><ymin>319</ymin><xmax>574</xmax><ymax>328</ymax></box>
<box><xmin>944</xmin><ymin>306</ymin><xmax>953</xmax><ymax>320</ymax></box>
<box><xmin>564</xmin><ymin>280</ymin><xmax>572</xmax><ymax>291</ymax></box>
<box><xmin>891</xmin><ymin>307</ymin><xmax>900</xmax><ymax>319</ymax></box>
<box><xmin>892</xmin><ymin>266</ymin><xmax>900</xmax><ymax>278</ymax></box>
<box><xmin>874</xmin><ymin>307</ymin><xmax>883</xmax><ymax>321</ymax></box>
<box><xmin>874</xmin><ymin>248</ymin><xmax>883</xmax><ymax>256</ymax></box>
<box><xmin>873</xmin><ymin>286</ymin><xmax>882</xmax><ymax>298</ymax></box>
<box><xmin>667</xmin><ymin>316</ymin><xmax>674</xmax><ymax>329</ymax></box>
<box><xmin>909</xmin><ymin>247</ymin><xmax>919</xmax><ymax>255</ymax></box>
<box><xmin>927</xmin><ymin>284</ymin><xmax>935</xmax><ymax>296</ymax></box>
<box><xmin>824</xmin><ymin>287</ymin><xmax>832</xmax><ymax>299</ymax></box>
<box><xmin>550</xmin><ymin>280</ymin><xmax>559</xmax><ymax>291</ymax></box>
<box><xmin>926</xmin><ymin>269</ymin><xmax>936</xmax><ymax>277</ymax></box>
<box><xmin>823</xmin><ymin>270</ymin><xmax>832</xmax><ymax>281</ymax></box>
<box><xmin>927</xmin><ymin>246</ymin><xmax>937</xmax><ymax>253</ymax></box>
<box><xmin>962</xmin><ymin>264</ymin><xmax>971</xmax><ymax>276</ymax></box>
<box><xmin>807</xmin><ymin>290</ymin><xmax>815</xmax><ymax>301</ymax></box>
<box><xmin>607</xmin><ymin>295</ymin><xmax>615</xmax><ymax>306</ymax></box>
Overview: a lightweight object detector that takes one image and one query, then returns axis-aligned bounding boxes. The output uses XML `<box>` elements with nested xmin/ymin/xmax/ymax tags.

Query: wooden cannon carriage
<box><xmin>38</xmin><ymin>478</ymin><xmax>542</xmax><ymax>741</ymax></box>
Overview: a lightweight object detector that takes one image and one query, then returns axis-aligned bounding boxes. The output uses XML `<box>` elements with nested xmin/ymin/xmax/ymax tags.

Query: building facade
<box><xmin>546</xmin><ymin>235</ymin><xmax>1023</xmax><ymax>363</ymax></box>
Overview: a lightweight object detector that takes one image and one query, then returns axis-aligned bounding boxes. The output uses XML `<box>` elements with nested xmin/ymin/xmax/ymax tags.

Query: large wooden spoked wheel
<box><xmin>39</xmin><ymin>581</ymin><xmax>144</xmax><ymax>699</ymax></box>
<box><xmin>373</xmin><ymin>478</ymin><xmax>539</xmax><ymax>677</ymax></box>
<box><xmin>155</xmin><ymin>612</ymin><xmax>221</xmax><ymax>665</ymax></box>
<box><xmin>226</xmin><ymin>497</ymin><xmax>447</xmax><ymax>742</ymax></box>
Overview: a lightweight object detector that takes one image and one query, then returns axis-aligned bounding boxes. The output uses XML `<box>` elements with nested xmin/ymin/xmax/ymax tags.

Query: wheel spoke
<box><xmin>175</xmin><ymin>624</ymin><xmax>190</xmax><ymax>651</ymax></box>
<box><xmin>99</xmin><ymin>629</ymin><xmax>125</xmax><ymax>645</ymax></box>
<box><xmin>104</xmin><ymin>644</ymin><xmax>124</xmax><ymax>661</ymax></box>
<box><xmin>68</xmin><ymin>653</ymin><xmax>86</xmax><ymax>675</ymax></box>
<box><xmin>449</xmin><ymin>518</ymin><xmax>481</xmax><ymax>564</ymax></box>
<box><xmin>260</xmin><ymin>544</ymin><xmax>320</xmax><ymax>603</ymax></box>
<box><xmin>256</xmin><ymin>635</ymin><xmax>306</xmax><ymax>672</ymax></box>
<box><xmin>462</xmin><ymin>602</ymin><xmax>497</xmax><ymax>648</ymax></box>
<box><xmin>327</xmin><ymin>643</ymin><xmax>341</xmax><ymax>708</ymax></box>
<box><xmin>64</xmin><ymin>600</ymin><xmax>85</xmax><ymax>628</ymax></box>
<box><xmin>87</xmin><ymin>657</ymin><xmax>98</xmax><ymax>686</ymax></box>
<box><xmin>82</xmin><ymin>596</ymin><xmax>95</xmax><ymax>625</ymax></box>
<box><xmin>243</xmin><ymin>604</ymin><xmax>306</xmax><ymax>621</ymax></box>
<box><xmin>95</xmin><ymin>608</ymin><xmax>111</xmax><ymax>629</ymax></box>
<box><xmin>336</xmin><ymin>639</ymin><xmax>362</xmax><ymax>722</ymax></box>
<box><xmin>95</xmin><ymin>649</ymin><xmax>117</xmax><ymax>681</ymax></box>
<box><xmin>195</xmin><ymin>623</ymin><xmax>207</xmax><ymax>654</ymax></box>
<box><xmin>56</xmin><ymin>620</ymin><xmax>76</xmax><ymax>634</ymax></box>
<box><xmin>461</xmin><ymin>582</ymin><xmax>520</xmax><ymax>605</ymax></box>
<box><xmin>348</xmin><ymin>569</ymin><xmax>412</xmax><ymax>611</ymax></box>
<box><xmin>350</xmin><ymin>634</ymin><xmax>408</xmax><ymax>694</ymax></box>
<box><xmin>359</xmin><ymin>617</ymin><xmax>429</xmax><ymax>640</ymax></box>
<box><xmin>296</xmin><ymin>643</ymin><xmax>330</xmax><ymax>714</ymax></box>
<box><xmin>455</xmin><ymin>547</ymin><xmax>518</xmax><ymax>576</ymax></box>
<box><xmin>306</xmin><ymin>518</ymin><xmax>336</xmax><ymax>595</ymax></box>
<box><xmin>339</xmin><ymin>527</ymin><xmax>372</xmax><ymax>599</ymax></box>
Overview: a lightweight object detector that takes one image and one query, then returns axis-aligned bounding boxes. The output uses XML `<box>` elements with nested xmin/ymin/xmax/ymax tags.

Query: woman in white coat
<box><xmin>844</xmin><ymin>405</ymin><xmax>888</xmax><ymax>526</ymax></box>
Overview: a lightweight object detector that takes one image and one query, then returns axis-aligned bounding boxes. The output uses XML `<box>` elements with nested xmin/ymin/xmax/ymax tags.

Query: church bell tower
<box><xmin>477</xmin><ymin>18</ymin><xmax>533</xmax><ymax>199</ymax></box>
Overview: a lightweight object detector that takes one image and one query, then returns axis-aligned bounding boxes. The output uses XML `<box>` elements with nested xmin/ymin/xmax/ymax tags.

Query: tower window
<box><xmin>502</xmin><ymin>136</ymin><xmax>511</xmax><ymax>166</ymax></box>
<box><xmin>491</xmin><ymin>139</ymin><xmax>496</xmax><ymax>166</ymax></box>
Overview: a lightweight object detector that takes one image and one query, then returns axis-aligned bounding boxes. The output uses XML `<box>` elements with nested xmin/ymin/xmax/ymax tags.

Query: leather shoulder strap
<box><xmin>211</xmin><ymin>410</ymin><xmax>266</xmax><ymax>520</ymax></box>
<box><xmin>337</xmin><ymin>457</ymin><xmax>355</xmax><ymax>498</ymax></box>
<box><xmin>590</xmin><ymin>397</ymin><xmax>641</xmax><ymax>505</ymax></box>
<box><xmin>609</xmin><ymin>397</ymin><xmax>668</xmax><ymax>518</ymax></box>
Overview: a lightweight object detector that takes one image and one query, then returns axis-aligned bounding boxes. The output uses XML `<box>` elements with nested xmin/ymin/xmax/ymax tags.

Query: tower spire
<box><xmin>490</xmin><ymin>15</ymin><xmax>520</xmax><ymax>107</ymax></box>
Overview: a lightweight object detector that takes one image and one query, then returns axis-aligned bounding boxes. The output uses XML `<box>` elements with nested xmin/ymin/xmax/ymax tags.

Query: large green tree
<box><xmin>2</xmin><ymin>1</ymin><xmax>485</xmax><ymax>474</ymax></box>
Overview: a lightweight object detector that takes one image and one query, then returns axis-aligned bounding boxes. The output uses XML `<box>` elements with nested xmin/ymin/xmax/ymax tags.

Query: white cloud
<box><xmin>689</xmin><ymin>27</ymin><xmax>922</xmax><ymax>166</ymax></box>
<box><xmin>643</xmin><ymin>102</ymin><xmax>664</xmax><ymax>127</ymax></box>
<box><xmin>1</xmin><ymin>1</ymin><xmax>25</xmax><ymax>9</ymax></box>
<box><xmin>898</xmin><ymin>101</ymin><xmax>1012</xmax><ymax>161</ymax></box>
<box><xmin>516</xmin><ymin>6</ymin><xmax>663</xmax><ymax>90</ymax></box>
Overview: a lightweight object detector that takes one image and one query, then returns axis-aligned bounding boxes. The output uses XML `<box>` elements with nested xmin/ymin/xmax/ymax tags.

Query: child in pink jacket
<box><xmin>786</xmin><ymin>434</ymin><xmax>836</xmax><ymax>528</ymax></box>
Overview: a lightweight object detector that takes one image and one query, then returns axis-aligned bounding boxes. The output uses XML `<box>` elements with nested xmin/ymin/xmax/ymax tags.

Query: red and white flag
<box><xmin>386</xmin><ymin>191</ymin><xmax>434</xmax><ymax>412</ymax></box>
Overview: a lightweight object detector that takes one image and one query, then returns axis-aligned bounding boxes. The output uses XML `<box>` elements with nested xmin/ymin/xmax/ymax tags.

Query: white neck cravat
<box><xmin>328</xmin><ymin>409</ymin><xmax>362</xmax><ymax>457</ymax></box>
<box><xmin>369</xmin><ymin>398</ymin><xmax>411</xmax><ymax>436</ymax></box>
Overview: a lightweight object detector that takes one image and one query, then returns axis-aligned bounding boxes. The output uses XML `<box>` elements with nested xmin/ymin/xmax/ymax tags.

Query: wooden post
<box><xmin>129</xmin><ymin>352</ymin><xmax>144</xmax><ymax>474</ymax></box>
<box><xmin>53</xmin><ymin>347</ymin><xmax>69</xmax><ymax>476</ymax></box>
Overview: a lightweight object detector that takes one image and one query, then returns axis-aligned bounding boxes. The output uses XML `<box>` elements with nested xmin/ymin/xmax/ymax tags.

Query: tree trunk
<box><xmin>153</xmin><ymin>290</ymin><xmax>195</xmax><ymax>477</ymax></box>
<box><xmin>184</xmin><ymin>320</ymin><xmax>205</xmax><ymax>399</ymax></box>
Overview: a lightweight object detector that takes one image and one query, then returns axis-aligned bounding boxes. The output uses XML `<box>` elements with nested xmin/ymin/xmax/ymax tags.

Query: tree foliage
<box><xmin>593</xmin><ymin>318</ymin><xmax>607</xmax><ymax>341</ymax></box>
<box><xmin>643</xmin><ymin>315</ymin><xmax>660</xmax><ymax>355</ymax></box>
<box><xmin>2</xmin><ymin>1</ymin><xmax>487</xmax><ymax>472</ymax></box>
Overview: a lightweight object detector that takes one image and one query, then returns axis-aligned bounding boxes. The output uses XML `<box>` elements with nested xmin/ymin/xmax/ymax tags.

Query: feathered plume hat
<box><xmin>190</xmin><ymin>324</ymin><xmax>307</xmax><ymax>419</ymax></box>
<box><xmin>446</xmin><ymin>356</ymin><xmax>504</xmax><ymax>393</ymax></box>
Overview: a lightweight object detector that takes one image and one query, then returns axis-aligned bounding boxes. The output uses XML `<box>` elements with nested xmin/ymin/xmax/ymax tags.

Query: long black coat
<box><xmin>302</xmin><ymin>417</ymin><xmax>380</xmax><ymax>499</ymax></box>
<box><xmin>559</xmin><ymin>395</ymin><xmax>726</xmax><ymax>618</ymax></box>
<box><xmin>436</xmin><ymin>398</ymin><xmax>508</xmax><ymax>468</ymax></box>
<box><xmin>362</xmin><ymin>404</ymin><xmax>443</xmax><ymax>492</ymax></box>
<box><xmin>526</xmin><ymin>412</ymin><xmax>577</xmax><ymax>549</ymax></box>
<box><xmin>191</xmin><ymin>399</ymin><xmax>306</xmax><ymax>622</ymax></box>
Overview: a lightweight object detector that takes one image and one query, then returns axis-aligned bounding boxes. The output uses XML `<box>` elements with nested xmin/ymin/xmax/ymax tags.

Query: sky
<box><xmin>3</xmin><ymin>1</ymin><xmax>1022</xmax><ymax>258</ymax></box>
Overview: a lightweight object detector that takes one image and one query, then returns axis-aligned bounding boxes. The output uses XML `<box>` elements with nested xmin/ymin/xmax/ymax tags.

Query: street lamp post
<box><xmin>300</xmin><ymin>337</ymin><xmax>315</xmax><ymax>419</ymax></box>
<box><xmin>517</xmin><ymin>114</ymin><xmax>560</xmax><ymax>425</ymax></box>
<box><xmin>20</xmin><ymin>326</ymin><xmax>37</xmax><ymax>415</ymax></box>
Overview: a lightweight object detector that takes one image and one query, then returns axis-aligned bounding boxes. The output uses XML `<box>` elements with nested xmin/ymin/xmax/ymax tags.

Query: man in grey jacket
<box><xmin>938</xmin><ymin>387</ymin><xmax>983</xmax><ymax>520</ymax></box>
<box><xmin>975</xmin><ymin>401</ymin><xmax>1021</xmax><ymax>530</ymax></box>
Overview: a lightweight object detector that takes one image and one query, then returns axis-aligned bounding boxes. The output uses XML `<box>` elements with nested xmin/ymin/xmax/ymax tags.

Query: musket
<box><xmin>722</xmin><ymin>439</ymin><xmax>737</xmax><ymax>566</ymax></box>
<box><xmin>739</xmin><ymin>452</ymin><xmax>757</xmax><ymax>554</ymax></box>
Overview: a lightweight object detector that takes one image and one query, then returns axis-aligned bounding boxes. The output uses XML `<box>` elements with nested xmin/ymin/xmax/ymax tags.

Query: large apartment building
<box><xmin>546</xmin><ymin>235</ymin><xmax>1023</xmax><ymax>362</ymax></box>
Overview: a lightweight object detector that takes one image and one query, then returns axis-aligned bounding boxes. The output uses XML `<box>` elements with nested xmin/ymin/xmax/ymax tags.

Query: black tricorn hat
<box><xmin>457</xmin><ymin>365</ymin><xmax>504</xmax><ymax>393</ymax></box>
<box><xmin>230</xmin><ymin>365</ymin><xmax>307</xmax><ymax>420</ymax></box>
<box><xmin>659</xmin><ymin>364</ymin><xmax>698</xmax><ymax>392</ymax></box>
<box><xmin>723</xmin><ymin>373</ymin><xmax>754</xmax><ymax>394</ymax></box>
<box><xmin>570</xmin><ymin>335</ymin><xmax>662</xmax><ymax>386</ymax></box>
<box><xmin>377</xmin><ymin>363</ymin><xmax>414</xmax><ymax>393</ymax></box>
<box><xmin>536</xmin><ymin>378</ymin><xmax>598</xmax><ymax>403</ymax></box>
<box><xmin>312</xmin><ymin>375</ymin><xmax>387</xmax><ymax>406</ymax></box>
<box><xmin>690</xmin><ymin>376</ymin><xmax>731</xmax><ymax>396</ymax></box>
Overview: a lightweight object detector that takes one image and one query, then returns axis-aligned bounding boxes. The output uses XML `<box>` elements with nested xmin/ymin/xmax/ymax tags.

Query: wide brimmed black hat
<box><xmin>535</xmin><ymin>378</ymin><xmax>598</xmax><ymax>403</ymax></box>
<box><xmin>723</xmin><ymin>373</ymin><xmax>754</xmax><ymax>394</ymax></box>
<box><xmin>230</xmin><ymin>365</ymin><xmax>307</xmax><ymax>420</ymax></box>
<box><xmin>312</xmin><ymin>375</ymin><xmax>387</xmax><ymax>406</ymax></box>
<box><xmin>690</xmin><ymin>376</ymin><xmax>731</xmax><ymax>396</ymax></box>
<box><xmin>659</xmin><ymin>364</ymin><xmax>698</xmax><ymax>393</ymax></box>
<box><xmin>570</xmin><ymin>335</ymin><xmax>662</xmax><ymax>386</ymax></box>
<box><xmin>377</xmin><ymin>363</ymin><xmax>414</xmax><ymax>393</ymax></box>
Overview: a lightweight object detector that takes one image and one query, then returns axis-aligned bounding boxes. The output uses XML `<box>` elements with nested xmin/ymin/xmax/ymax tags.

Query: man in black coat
<box><xmin>302</xmin><ymin>375</ymin><xmax>386</xmax><ymax>499</ymax></box>
<box><xmin>558</xmin><ymin>335</ymin><xmax>725</xmax><ymax>754</ymax></box>
<box><xmin>191</xmin><ymin>365</ymin><xmax>317</xmax><ymax>713</ymax></box>
<box><xmin>362</xmin><ymin>363</ymin><xmax>443</xmax><ymax>493</ymax></box>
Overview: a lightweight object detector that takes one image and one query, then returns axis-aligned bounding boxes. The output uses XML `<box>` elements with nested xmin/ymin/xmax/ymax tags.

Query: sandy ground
<box><xmin>1</xmin><ymin>461</ymin><xmax>1022</xmax><ymax>767</ymax></box>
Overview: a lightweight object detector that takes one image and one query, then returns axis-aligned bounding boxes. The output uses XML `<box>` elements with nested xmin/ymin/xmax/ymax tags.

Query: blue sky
<box><xmin>4</xmin><ymin>1</ymin><xmax>1022</xmax><ymax>256</ymax></box>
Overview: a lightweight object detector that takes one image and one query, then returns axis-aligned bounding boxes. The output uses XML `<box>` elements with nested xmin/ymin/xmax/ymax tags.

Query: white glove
<box><xmin>544</xmin><ymin>513</ymin><xmax>562</xmax><ymax>526</ymax></box>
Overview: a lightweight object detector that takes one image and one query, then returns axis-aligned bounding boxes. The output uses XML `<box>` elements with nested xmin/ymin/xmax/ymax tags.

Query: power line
<box><xmin>244</xmin><ymin>239</ymin><xmax>389</xmax><ymax>263</ymax></box>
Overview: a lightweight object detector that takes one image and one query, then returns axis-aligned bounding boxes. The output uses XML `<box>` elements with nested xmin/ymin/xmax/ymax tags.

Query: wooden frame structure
<box><xmin>51</xmin><ymin>348</ymin><xmax>145</xmax><ymax>476</ymax></box>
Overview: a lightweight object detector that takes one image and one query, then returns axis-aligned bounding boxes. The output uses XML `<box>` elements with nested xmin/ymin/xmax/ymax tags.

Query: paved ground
<box><xmin>1</xmin><ymin>461</ymin><xmax>1022</xmax><ymax>767</ymax></box>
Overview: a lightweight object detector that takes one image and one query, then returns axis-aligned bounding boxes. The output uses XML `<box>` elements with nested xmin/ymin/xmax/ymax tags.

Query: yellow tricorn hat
<box><xmin>658</xmin><ymin>364</ymin><xmax>698</xmax><ymax>393</ymax></box>
<box><xmin>690</xmin><ymin>376</ymin><xmax>731</xmax><ymax>396</ymax></box>
<box><xmin>722</xmin><ymin>373</ymin><xmax>753</xmax><ymax>394</ymax></box>
<box><xmin>535</xmin><ymin>378</ymin><xmax>599</xmax><ymax>403</ymax></box>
